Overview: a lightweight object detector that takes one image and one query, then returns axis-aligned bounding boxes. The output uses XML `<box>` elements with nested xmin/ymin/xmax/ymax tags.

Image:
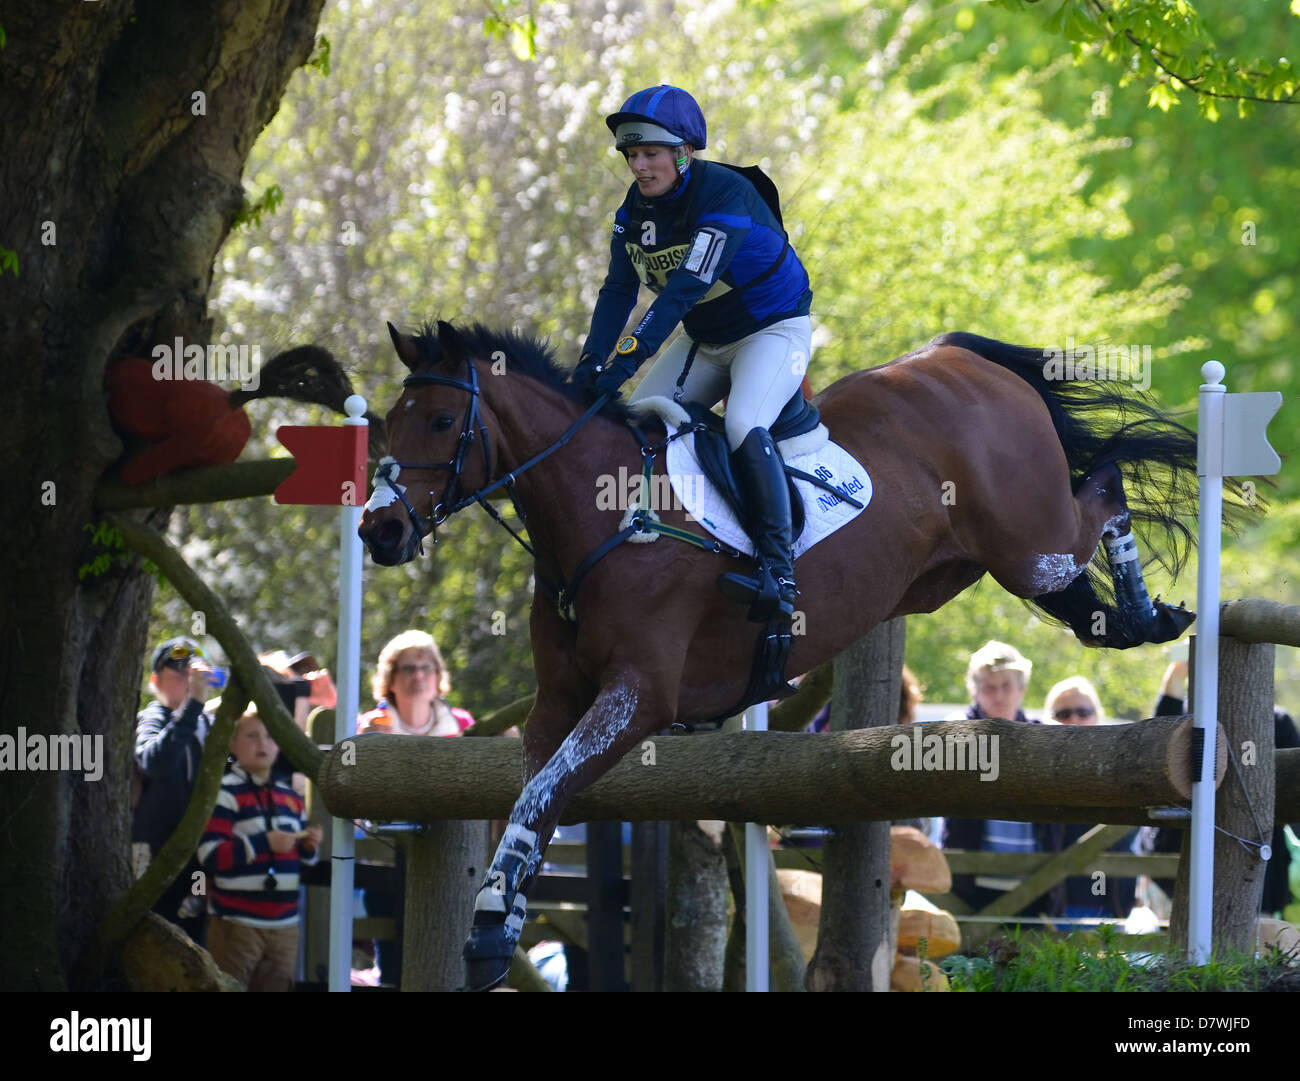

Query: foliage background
<box><xmin>148</xmin><ymin>0</ymin><xmax>1299</xmax><ymax>721</ymax></box>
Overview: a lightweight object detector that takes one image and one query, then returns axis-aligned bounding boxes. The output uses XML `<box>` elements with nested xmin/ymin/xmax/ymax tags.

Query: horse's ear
<box><xmin>388</xmin><ymin>321</ymin><xmax>421</xmax><ymax>371</ymax></box>
<box><xmin>436</xmin><ymin>320</ymin><xmax>464</xmax><ymax>364</ymax></box>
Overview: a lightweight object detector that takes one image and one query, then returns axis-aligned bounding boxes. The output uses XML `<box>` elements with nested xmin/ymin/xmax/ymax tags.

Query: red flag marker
<box><xmin>274</xmin><ymin>425</ymin><xmax>368</xmax><ymax>506</ymax></box>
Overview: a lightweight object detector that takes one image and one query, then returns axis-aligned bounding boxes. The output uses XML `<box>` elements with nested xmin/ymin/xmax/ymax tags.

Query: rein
<box><xmin>373</xmin><ymin>358</ymin><xmax>742</xmax><ymax>621</ymax></box>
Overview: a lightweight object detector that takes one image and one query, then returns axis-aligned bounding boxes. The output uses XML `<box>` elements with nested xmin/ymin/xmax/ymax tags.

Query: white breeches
<box><xmin>629</xmin><ymin>316</ymin><xmax>812</xmax><ymax>451</ymax></box>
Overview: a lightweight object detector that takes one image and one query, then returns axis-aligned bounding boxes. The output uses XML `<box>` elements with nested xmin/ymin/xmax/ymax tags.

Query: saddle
<box><xmin>676</xmin><ymin>391</ymin><xmax>822</xmax><ymax>539</ymax></box>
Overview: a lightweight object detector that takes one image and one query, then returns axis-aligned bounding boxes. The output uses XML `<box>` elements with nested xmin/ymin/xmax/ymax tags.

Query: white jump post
<box><xmin>329</xmin><ymin>395</ymin><xmax>368</xmax><ymax>991</ymax></box>
<box><xmin>744</xmin><ymin>700</ymin><xmax>769</xmax><ymax>992</ymax></box>
<box><xmin>1191</xmin><ymin>361</ymin><xmax>1280</xmax><ymax>963</ymax></box>
<box><xmin>274</xmin><ymin>396</ymin><xmax>370</xmax><ymax>992</ymax></box>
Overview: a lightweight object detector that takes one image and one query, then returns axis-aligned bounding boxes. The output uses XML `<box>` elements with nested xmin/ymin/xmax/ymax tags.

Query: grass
<box><xmin>930</xmin><ymin>925</ymin><xmax>1300</xmax><ymax>992</ymax></box>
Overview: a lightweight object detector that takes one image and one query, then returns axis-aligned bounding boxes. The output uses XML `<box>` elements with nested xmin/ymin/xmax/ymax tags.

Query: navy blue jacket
<box><xmin>132</xmin><ymin>697</ymin><xmax>214</xmax><ymax>856</ymax></box>
<box><xmin>584</xmin><ymin>159</ymin><xmax>812</xmax><ymax>361</ymax></box>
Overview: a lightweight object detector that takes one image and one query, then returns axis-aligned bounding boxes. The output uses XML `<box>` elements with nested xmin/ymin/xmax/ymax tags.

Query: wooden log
<box><xmin>1214</xmin><ymin>638</ymin><xmax>1274</xmax><ymax>952</ymax></box>
<box><xmin>317</xmin><ymin>713</ymin><xmax>1222</xmax><ymax>823</ymax></box>
<box><xmin>663</xmin><ymin>821</ymin><xmax>727</xmax><ymax>991</ymax></box>
<box><xmin>807</xmin><ymin>618</ymin><xmax>904</xmax><ymax>993</ymax></box>
<box><xmin>1220</xmin><ymin>599</ymin><xmax>1300</xmax><ymax>649</ymax></box>
<box><xmin>399</xmin><ymin>820</ymin><xmax>490</xmax><ymax>991</ymax></box>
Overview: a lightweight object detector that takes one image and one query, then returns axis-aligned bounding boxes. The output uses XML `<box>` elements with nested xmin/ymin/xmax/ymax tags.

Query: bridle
<box><xmin>372</xmin><ymin>355</ymin><xmax>610</xmax><ymax>555</ymax></box>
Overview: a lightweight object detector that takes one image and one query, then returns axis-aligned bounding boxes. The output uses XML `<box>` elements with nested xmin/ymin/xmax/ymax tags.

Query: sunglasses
<box><xmin>1053</xmin><ymin>706</ymin><xmax>1096</xmax><ymax>721</ymax></box>
<box><xmin>165</xmin><ymin>644</ymin><xmax>204</xmax><ymax>662</ymax></box>
<box><xmin>397</xmin><ymin>662</ymin><xmax>436</xmax><ymax>676</ymax></box>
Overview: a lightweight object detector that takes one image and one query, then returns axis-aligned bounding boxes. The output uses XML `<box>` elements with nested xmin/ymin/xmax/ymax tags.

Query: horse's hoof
<box><xmin>462</xmin><ymin>923</ymin><xmax>514</xmax><ymax>992</ymax></box>
<box><xmin>1148</xmin><ymin>598</ymin><xmax>1196</xmax><ymax>643</ymax></box>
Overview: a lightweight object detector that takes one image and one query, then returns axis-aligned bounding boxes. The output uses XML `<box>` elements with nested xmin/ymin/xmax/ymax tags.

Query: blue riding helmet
<box><xmin>605</xmin><ymin>85</ymin><xmax>708</xmax><ymax>152</ymax></box>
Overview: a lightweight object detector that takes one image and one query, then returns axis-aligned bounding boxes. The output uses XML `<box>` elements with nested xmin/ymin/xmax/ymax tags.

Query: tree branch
<box><xmin>96</xmin><ymin>459</ymin><xmax>296</xmax><ymax>509</ymax></box>
<box><xmin>106</xmin><ymin>513</ymin><xmax>324</xmax><ymax>779</ymax></box>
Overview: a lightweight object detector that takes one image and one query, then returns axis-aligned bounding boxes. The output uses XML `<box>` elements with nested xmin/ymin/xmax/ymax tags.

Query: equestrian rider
<box><xmin>571</xmin><ymin>85</ymin><xmax>815</xmax><ymax>622</ymax></box>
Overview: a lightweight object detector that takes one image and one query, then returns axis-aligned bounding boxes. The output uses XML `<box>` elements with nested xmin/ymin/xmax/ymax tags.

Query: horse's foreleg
<box><xmin>1032</xmin><ymin>463</ymin><xmax>1194</xmax><ymax>648</ymax></box>
<box><xmin>463</xmin><ymin>673</ymin><xmax>658</xmax><ymax>990</ymax></box>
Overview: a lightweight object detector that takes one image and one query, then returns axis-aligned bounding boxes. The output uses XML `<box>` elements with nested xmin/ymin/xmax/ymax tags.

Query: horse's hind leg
<box><xmin>1028</xmin><ymin>463</ymin><xmax>1194</xmax><ymax>648</ymax></box>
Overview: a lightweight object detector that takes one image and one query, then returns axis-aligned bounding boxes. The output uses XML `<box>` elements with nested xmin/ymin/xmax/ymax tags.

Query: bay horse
<box><xmin>359</xmin><ymin>320</ymin><xmax>1206</xmax><ymax>990</ymax></box>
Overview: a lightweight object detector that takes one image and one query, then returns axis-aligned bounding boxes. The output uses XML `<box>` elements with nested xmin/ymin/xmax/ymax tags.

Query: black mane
<box><xmin>410</xmin><ymin>321</ymin><xmax>637</xmax><ymax>424</ymax></box>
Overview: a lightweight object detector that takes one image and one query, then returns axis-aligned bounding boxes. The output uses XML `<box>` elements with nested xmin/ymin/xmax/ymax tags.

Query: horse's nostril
<box><xmin>374</xmin><ymin>518</ymin><xmax>406</xmax><ymax>551</ymax></box>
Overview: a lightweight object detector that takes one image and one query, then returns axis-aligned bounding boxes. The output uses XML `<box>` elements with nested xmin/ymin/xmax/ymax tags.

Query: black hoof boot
<box><xmin>1147</xmin><ymin>598</ymin><xmax>1196</xmax><ymax>644</ymax></box>
<box><xmin>463</xmin><ymin>919</ymin><xmax>514</xmax><ymax>992</ymax></box>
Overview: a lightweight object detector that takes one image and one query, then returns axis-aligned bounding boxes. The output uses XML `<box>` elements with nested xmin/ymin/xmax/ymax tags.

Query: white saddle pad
<box><xmin>663</xmin><ymin>425</ymin><xmax>871</xmax><ymax>559</ymax></box>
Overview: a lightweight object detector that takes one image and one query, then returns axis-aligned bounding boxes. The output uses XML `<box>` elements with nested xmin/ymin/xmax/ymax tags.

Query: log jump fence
<box><xmin>300</xmin><ymin>599</ymin><xmax>1300</xmax><ymax>990</ymax></box>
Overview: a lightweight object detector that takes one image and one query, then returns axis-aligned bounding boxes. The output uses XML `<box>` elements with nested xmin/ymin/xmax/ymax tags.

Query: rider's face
<box><xmin>624</xmin><ymin>145</ymin><xmax>689</xmax><ymax>198</ymax></box>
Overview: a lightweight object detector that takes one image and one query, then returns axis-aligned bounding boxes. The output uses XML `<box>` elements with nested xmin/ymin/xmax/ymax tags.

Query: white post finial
<box><xmin>344</xmin><ymin>394</ymin><xmax>368</xmax><ymax>420</ymax></box>
<box><xmin>1201</xmin><ymin>360</ymin><xmax>1226</xmax><ymax>387</ymax></box>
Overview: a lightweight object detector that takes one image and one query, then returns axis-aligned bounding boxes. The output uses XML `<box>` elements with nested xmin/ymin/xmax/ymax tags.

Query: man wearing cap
<box><xmin>572</xmin><ymin>84</ymin><xmax>814</xmax><ymax>624</ymax></box>
<box><xmin>132</xmin><ymin>636</ymin><xmax>217</xmax><ymax>943</ymax></box>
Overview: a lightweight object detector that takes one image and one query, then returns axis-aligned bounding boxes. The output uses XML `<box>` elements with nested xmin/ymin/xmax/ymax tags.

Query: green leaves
<box><xmin>0</xmin><ymin>245</ymin><xmax>18</xmax><ymax>277</ymax></box>
<box><xmin>306</xmin><ymin>33</ymin><xmax>332</xmax><ymax>77</ymax></box>
<box><xmin>1148</xmin><ymin>81</ymin><xmax>1180</xmax><ymax>110</ymax></box>
<box><xmin>78</xmin><ymin>521</ymin><xmax>164</xmax><ymax>585</ymax></box>
<box><xmin>231</xmin><ymin>184</ymin><xmax>283</xmax><ymax>231</ymax></box>
<box><xmin>482</xmin><ymin>1</ymin><xmax>538</xmax><ymax>60</ymax></box>
<box><xmin>991</xmin><ymin>0</ymin><xmax>1300</xmax><ymax>115</ymax></box>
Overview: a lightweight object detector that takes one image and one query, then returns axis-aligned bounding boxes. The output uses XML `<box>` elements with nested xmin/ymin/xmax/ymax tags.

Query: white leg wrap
<box><xmin>1104</xmin><ymin>530</ymin><xmax>1140</xmax><ymax>564</ymax></box>
<box><xmin>504</xmin><ymin>893</ymin><xmax>528</xmax><ymax>936</ymax></box>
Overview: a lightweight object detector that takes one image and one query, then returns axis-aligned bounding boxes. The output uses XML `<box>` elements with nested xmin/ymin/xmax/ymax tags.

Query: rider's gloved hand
<box><xmin>573</xmin><ymin>336</ymin><xmax>646</xmax><ymax>403</ymax></box>
<box><xmin>571</xmin><ymin>352</ymin><xmax>603</xmax><ymax>396</ymax></box>
<box><xmin>591</xmin><ymin>357</ymin><xmax>636</xmax><ymax>401</ymax></box>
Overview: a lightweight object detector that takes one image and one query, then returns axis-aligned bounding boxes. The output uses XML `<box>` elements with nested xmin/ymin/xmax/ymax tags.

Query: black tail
<box><xmin>928</xmin><ymin>332</ymin><xmax>1257</xmax><ymax>607</ymax></box>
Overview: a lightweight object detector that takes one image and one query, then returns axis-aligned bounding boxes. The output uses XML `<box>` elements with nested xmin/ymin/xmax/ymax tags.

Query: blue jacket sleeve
<box><xmin>134</xmin><ymin>698</ymin><xmax>205</xmax><ymax>776</ymax></box>
<box><xmin>583</xmin><ymin>209</ymin><xmax>640</xmax><ymax>362</ymax></box>
<box><xmin>631</xmin><ymin>201</ymin><xmax>752</xmax><ymax>357</ymax></box>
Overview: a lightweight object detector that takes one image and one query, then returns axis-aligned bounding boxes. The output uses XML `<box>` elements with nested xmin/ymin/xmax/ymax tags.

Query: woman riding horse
<box><xmin>571</xmin><ymin>84</ymin><xmax>814</xmax><ymax>623</ymax></box>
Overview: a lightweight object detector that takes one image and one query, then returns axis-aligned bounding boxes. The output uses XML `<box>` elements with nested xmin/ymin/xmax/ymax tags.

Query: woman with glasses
<box><xmin>1043</xmin><ymin>675</ymin><xmax>1105</xmax><ymax>725</ymax></box>
<box><xmin>355</xmin><ymin>632</ymin><xmax>476</xmax><ymax>984</ymax></box>
<box><xmin>359</xmin><ymin>630</ymin><xmax>474</xmax><ymax>737</ymax></box>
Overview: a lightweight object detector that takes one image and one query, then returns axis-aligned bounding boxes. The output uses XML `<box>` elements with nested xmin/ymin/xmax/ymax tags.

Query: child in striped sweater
<box><xmin>199</xmin><ymin>706</ymin><xmax>322</xmax><ymax>991</ymax></box>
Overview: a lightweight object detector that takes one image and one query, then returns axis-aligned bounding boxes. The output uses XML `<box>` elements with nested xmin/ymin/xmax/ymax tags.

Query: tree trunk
<box><xmin>0</xmin><ymin>0</ymin><xmax>326</xmax><ymax>989</ymax></box>
<box><xmin>807</xmin><ymin>619</ymin><xmax>904</xmax><ymax>992</ymax></box>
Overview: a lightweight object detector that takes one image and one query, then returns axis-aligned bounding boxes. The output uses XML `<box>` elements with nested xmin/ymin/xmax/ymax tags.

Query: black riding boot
<box><xmin>717</xmin><ymin>427</ymin><xmax>798</xmax><ymax>622</ymax></box>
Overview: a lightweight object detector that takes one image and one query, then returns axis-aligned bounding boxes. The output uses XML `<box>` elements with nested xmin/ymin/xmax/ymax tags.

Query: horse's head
<box><xmin>359</xmin><ymin>320</ymin><xmax>494</xmax><ymax>565</ymax></box>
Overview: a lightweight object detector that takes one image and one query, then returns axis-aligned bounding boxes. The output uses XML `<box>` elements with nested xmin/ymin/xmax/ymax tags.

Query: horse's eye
<box><xmin>431</xmin><ymin>414</ymin><xmax>455</xmax><ymax>432</ymax></box>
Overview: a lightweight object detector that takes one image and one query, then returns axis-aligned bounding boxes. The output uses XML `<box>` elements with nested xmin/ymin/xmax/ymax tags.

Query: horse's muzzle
<box><xmin>358</xmin><ymin>515</ymin><xmax>419</xmax><ymax>565</ymax></box>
